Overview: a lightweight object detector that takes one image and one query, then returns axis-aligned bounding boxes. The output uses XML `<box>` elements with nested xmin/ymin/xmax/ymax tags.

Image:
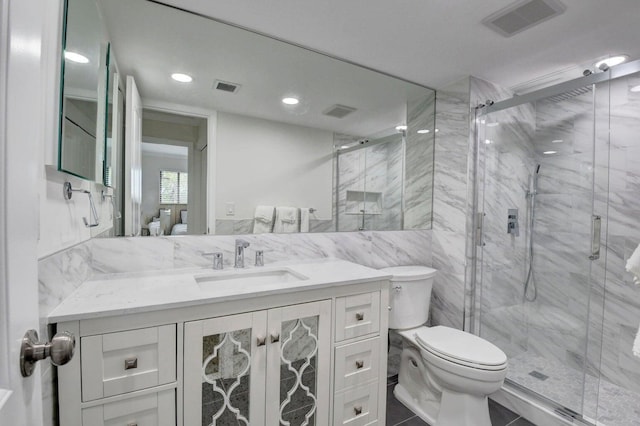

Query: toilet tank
<box><xmin>381</xmin><ymin>266</ymin><xmax>437</xmax><ymax>330</ymax></box>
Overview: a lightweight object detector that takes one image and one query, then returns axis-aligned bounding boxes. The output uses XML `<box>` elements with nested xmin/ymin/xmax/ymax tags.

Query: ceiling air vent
<box><xmin>213</xmin><ymin>80</ymin><xmax>241</xmax><ymax>94</ymax></box>
<box><xmin>482</xmin><ymin>0</ymin><xmax>565</xmax><ymax>37</ymax></box>
<box><xmin>322</xmin><ymin>104</ymin><xmax>357</xmax><ymax>119</ymax></box>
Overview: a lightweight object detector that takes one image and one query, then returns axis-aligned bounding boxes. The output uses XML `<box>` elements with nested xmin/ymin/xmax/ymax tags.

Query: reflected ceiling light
<box><xmin>552</xmin><ymin>139</ymin><xmax>563</xmax><ymax>143</ymax></box>
<box><xmin>171</xmin><ymin>73</ymin><xmax>193</xmax><ymax>83</ymax></box>
<box><xmin>631</xmin><ymin>85</ymin><xmax>640</xmax><ymax>92</ymax></box>
<box><xmin>594</xmin><ymin>55</ymin><xmax>628</xmax><ymax>69</ymax></box>
<box><xmin>543</xmin><ymin>150</ymin><xmax>557</xmax><ymax>155</ymax></box>
<box><xmin>340</xmin><ymin>145</ymin><xmax>350</xmax><ymax>149</ymax></box>
<box><xmin>485</xmin><ymin>139</ymin><xmax>493</xmax><ymax>145</ymax></box>
<box><xmin>417</xmin><ymin>129</ymin><xmax>430</xmax><ymax>134</ymax></box>
<box><xmin>282</xmin><ymin>97</ymin><xmax>299</xmax><ymax>105</ymax></box>
<box><xmin>486</xmin><ymin>122</ymin><xmax>499</xmax><ymax>127</ymax></box>
<box><xmin>395</xmin><ymin>125</ymin><xmax>407</xmax><ymax>131</ymax></box>
<box><xmin>64</xmin><ymin>51</ymin><xmax>89</xmax><ymax>63</ymax></box>
<box><xmin>434</xmin><ymin>128</ymin><xmax>439</xmax><ymax>132</ymax></box>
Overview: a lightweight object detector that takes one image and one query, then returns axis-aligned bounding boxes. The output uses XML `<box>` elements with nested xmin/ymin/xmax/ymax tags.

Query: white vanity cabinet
<box><xmin>53</xmin><ymin>263</ymin><xmax>390</xmax><ymax>426</ymax></box>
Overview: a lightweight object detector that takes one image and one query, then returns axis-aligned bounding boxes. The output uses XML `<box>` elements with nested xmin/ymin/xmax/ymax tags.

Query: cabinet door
<box><xmin>184</xmin><ymin>311</ymin><xmax>267</xmax><ymax>426</ymax></box>
<box><xmin>265</xmin><ymin>300</ymin><xmax>332</xmax><ymax>426</ymax></box>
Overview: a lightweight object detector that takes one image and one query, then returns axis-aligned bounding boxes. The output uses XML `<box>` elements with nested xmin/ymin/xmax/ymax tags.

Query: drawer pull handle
<box><xmin>124</xmin><ymin>357</ymin><xmax>138</xmax><ymax>370</ymax></box>
<box><xmin>270</xmin><ymin>333</ymin><xmax>280</xmax><ymax>343</ymax></box>
<box><xmin>355</xmin><ymin>360</ymin><xmax>364</xmax><ymax>369</ymax></box>
<box><xmin>354</xmin><ymin>405</ymin><xmax>363</xmax><ymax>416</ymax></box>
<box><xmin>355</xmin><ymin>312</ymin><xmax>364</xmax><ymax>321</ymax></box>
<box><xmin>257</xmin><ymin>336</ymin><xmax>266</xmax><ymax>347</ymax></box>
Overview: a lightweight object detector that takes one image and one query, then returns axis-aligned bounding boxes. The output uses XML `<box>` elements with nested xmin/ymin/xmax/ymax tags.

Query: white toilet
<box><xmin>381</xmin><ymin>266</ymin><xmax>508</xmax><ymax>426</ymax></box>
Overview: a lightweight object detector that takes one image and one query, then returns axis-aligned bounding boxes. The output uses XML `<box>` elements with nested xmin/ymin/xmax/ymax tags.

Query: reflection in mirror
<box><xmin>140</xmin><ymin>110</ymin><xmax>207</xmax><ymax>236</ymax></box>
<box><xmin>59</xmin><ymin>0</ymin><xmax>105</xmax><ymax>180</ymax></box>
<box><xmin>104</xmin><ymin>48</ymin><xmax>118</xmax><ymax>187</ymax></box>
<box><xmin>98</xmin><ymin>0</ymin><xmax>435</xmax><ymax>236</ymax></box>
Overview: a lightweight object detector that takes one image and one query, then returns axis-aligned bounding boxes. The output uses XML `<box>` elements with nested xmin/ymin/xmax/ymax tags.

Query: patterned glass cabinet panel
<box><xmin>184</xmin><ymin>300</ymin><xmax>331</xmax><ymax>426</ymax></box>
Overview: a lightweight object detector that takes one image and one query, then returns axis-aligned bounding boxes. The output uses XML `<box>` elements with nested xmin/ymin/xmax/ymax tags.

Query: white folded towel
<box><xmin>626</xmin><ymin>243</ymin><xmax>640</xmax><ymax>285</ymax></box>
<box><xmin>253</xmin><ymin>205</ymin><xmax>275</xmax><ymax>234</ymax></box>
<box><xmin>628</xmin><ymin>243</ymin><xmax>640</xmax><ymax>358</ymax></box>
<box><xmin>274</xmin><ymin>206</ymin><xmax>299</xmax><ymax>233</ymax></box>
<box><xmin>300</xmin><ymin>208</ymin><xmax>311</xmax><ymax>233</ymax></box>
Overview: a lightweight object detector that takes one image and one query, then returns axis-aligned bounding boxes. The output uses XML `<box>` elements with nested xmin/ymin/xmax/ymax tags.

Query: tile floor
<box><xmin>386</xmin><ymin>375</ymin><xmax>536</xmax><ymax>426</ymax></box>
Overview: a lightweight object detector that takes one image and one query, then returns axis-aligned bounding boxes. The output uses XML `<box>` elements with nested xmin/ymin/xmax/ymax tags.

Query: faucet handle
<box><xmin>255</xmin><ymin>250</ymin><xmax>264</xmax><ymax>267</ymax></box>
<box><xmin>203</xmin><ymin>252</ymin><xmax>224</xmax><ymax>269</ymax></box>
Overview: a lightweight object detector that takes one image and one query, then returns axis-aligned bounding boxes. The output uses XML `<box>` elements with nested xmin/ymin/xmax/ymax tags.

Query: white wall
<box><xmin>215</xmin><ymin>112</ymin><xmax>333</xmax><ymax>219</ymax></box>
<box><xmin>141</xmin><ymin>152</ymin><xmax>188</xmax><ymax>224</ymax></box>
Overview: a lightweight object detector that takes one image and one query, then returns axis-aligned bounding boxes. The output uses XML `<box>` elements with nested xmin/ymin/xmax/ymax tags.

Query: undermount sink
<box><xmin>194</xmin><ymin>267</ymin><xmax>308</xmax><ymax>290</ymax></box>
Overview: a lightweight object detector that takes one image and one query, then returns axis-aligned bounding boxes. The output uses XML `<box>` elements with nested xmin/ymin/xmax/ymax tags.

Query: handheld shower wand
<box><xmin>524</xmin><ymin>164</ymin><xmax>540</xmax><ymax>302</ymax></box>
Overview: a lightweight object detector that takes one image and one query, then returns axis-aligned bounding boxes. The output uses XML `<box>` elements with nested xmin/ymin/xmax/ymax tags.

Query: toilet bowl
<box><xmin>381</xmin><ymin>266</ymin><xmax>508</xmax><ymax>426</ymax></box>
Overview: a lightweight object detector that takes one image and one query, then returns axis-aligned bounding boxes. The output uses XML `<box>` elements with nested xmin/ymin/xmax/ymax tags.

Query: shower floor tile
<box><xmin>508</xmin><ymin>353</ymin><xmax>640</xmax><ymax>426</ymax></box>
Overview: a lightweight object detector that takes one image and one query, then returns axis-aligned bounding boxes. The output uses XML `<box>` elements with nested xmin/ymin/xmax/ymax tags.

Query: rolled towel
<box><xmin>274</xmin><ymin>206</ymin><xmax>299</xmax><ymax>233</ymax></box>
<box><xmin>625</xmin><ymin>243</ymin><xmax>640</xmax><ymax>285</ymax></box>
<box><xmin>253</xmin><ymin>205</ymin><xmax>275</xmax><ymax>234</ymax></box>
<box><xmin>300</xmin><ymin>208</ymin><xmax>311</xmax><ymax>233</ymax></box>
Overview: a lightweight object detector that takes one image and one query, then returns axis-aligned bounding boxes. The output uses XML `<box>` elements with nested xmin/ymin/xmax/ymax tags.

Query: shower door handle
<box><xmin>589</xmin><ymin>215</ymin><xmax>601</xmax><ymax>260</ymax></box>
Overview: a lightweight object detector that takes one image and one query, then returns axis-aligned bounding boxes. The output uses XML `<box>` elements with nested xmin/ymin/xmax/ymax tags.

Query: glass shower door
<box><xmin>475</xmin><ymin>81</ymin><xmax>607</xmax><ymax>418</ymax></box>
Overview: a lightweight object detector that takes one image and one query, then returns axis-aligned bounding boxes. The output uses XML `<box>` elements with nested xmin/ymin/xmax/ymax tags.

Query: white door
<box><xmin>0</xmin><ymin>0</ymin><xmax>46</xmax><ymax>423</ymax></box>
<box><xmin>124</xmin><ymin>75</ymin><xmax>143</xmax><ymax>236</ymax></box>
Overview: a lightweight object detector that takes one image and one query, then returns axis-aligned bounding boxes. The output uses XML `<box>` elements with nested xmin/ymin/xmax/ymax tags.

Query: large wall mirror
<box><xmin>65</xmin><ymin>0</ymin><xmax>435</xmax><ymax>236</ymax></box>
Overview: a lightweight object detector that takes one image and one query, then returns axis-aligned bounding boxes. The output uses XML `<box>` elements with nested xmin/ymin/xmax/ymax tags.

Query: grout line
<box><xmin>393</xmin><ymin>415</ymin><xmax>419</xmax><ymax>426</ymax></box>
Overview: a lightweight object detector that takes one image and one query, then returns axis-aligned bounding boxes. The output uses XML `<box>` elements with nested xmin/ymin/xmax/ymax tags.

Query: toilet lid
<box><xmin>414</xmin><ymin>326</ymin><xmax>507</xmax><ymax>369</ymax></box>
<box><xmin>379</xmin><ymin>266</ymin><xmax>437</xmax><ymax>281</ymax></box>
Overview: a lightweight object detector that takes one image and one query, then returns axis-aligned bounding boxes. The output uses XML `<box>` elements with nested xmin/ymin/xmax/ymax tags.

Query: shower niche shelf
<box><xmin>345</xmin><ymin>190</ymin><xmax>383</xmax><ymax>215</ymax></box>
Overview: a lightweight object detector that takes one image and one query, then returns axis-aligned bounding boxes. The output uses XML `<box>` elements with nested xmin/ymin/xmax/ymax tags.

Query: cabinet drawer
<box><xmin>334</xmin><ymin>337</ymin><xmax>380</xmax><ymax>392</ymax></box>
<box><xmin>81</xmin><ymin>325</ymin><xmax>176</xmax><ymax>401</ymax></box>
<box><xmin>335</xmin><ymin>292</ymin><xmax>380</xmax><ymax>341</ymax></box>
<box><xmin>333</xmin><ymin>383</ymin><xmax>379</xmax><ymax>425</ymax></box>
<box><xmin>82</xmin><ymin>389</ymin><xmax>175</xmax><ymax>426</ymax></box>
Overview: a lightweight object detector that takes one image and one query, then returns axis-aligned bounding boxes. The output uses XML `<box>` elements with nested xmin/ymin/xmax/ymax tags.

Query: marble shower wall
<box><xmin>429</xmin><ymin>76</ymin><xmax>515</xmax><ymax>330</ymax></box>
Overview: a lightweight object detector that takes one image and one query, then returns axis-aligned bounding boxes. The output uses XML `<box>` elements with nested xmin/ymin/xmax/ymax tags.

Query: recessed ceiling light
<box><xmin>417</xmin><ymin>129</ymin><xmax>430</xmax><ymax>134</ymax></box>
<box><xmin>595</xmin><ymin>55</ymin><xmax>628</xmax><ymax>69</ymax></box>
<box><xmin>552</xmin><ymin>139</ymin><xmax>563</xmax><ymax>143</ymax></box>
<box><xmin>282</xmin><ymin>97</ymin><xmax>299</xmax><ymax>105</ymax></box>
<box><xmin>630</xmin><ymin>85</ymin><xmax>640</xmax><ymax>92</ymax></box>
<box><xmin>171</xmin><ymin>73</ymin><xmax>193</xmax><ymax>83</ymax></box>
<box><xmin>395</xmin><ymin>125</ymin><xmax>407</xmax><ymax>131</ymax></box>
<box><xmin>543</xmin><ymin>150</ymin><xmax>557</xmax><ymax>155</ymax></box>
<box><xmin>64</xmin><ymin>51</ymin><xmax>89</xmax><ymax>64</ymax></box>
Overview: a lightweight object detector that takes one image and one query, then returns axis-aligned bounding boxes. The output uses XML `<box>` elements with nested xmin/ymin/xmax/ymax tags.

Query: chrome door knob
<box><xmin>20</xmin><ymin>329</ymin><xmax>76</xmax><ymax>377</ymax></box>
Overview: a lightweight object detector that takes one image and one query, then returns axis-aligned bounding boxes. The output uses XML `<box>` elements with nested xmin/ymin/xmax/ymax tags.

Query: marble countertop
<box><xmin>48</xmin><ymin>259</ymin><xmax>391</xmax><ymax>322</ymax></box>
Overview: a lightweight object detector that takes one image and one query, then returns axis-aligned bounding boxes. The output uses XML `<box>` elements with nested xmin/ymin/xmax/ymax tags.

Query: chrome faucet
<box><xmin>234</xmin><ymin>239</ymin><xmax>250</xmax><ymax>268</ymax></box>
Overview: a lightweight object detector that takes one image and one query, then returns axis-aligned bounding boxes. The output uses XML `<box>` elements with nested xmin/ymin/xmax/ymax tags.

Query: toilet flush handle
<box><xmin>394</xmin><ymin>285</ymin><xmax>402</xmax><ymax>292</ymax></box>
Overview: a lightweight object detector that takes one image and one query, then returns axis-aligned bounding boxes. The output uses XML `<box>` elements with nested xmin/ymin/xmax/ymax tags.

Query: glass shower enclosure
<box><xmin>472</xmin><ymin>60</ymin><xmax>640</xmax><ymax>425</ymax></box>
